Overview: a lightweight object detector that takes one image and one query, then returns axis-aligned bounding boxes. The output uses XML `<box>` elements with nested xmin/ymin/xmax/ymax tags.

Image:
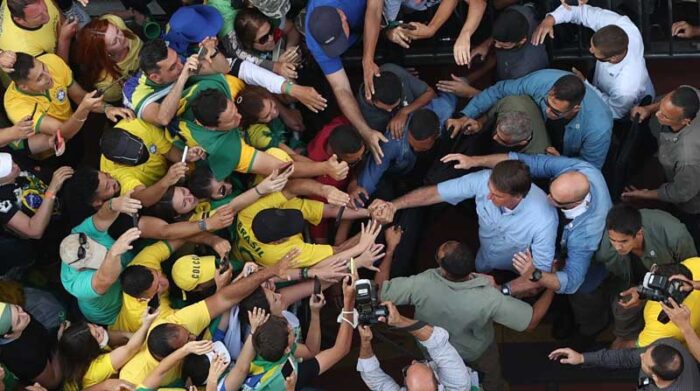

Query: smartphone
<box><xmin>67</xmin><ymin>15</ymin><xmax>76</xmax><ymax>23</ymax></box>
<box><xmin>349</xmin><ymin>257</ymin><xmax>356</xmax><ymax>276</ymax></box>
<box><xmin>131</xmin><ymin>212</ymin><xmax>139</xmax><ymax>228</ymax></box>
<box><xmin>196</xmin><ymin>46</ymin><xmax>207</xmax><ymax>72</ymax></box>
<box><xmin>281</xmin><ymin>356</ymin><xmax>295</xmax><ymax>378</ymax></box>
<box><xmin>147</xmin><ymin>294</ymin><xmax>160</xmax><ymax>314</ymax></box>
<box><xmin>216</xmin><ymin>256</ymin><xmax>230</xmax><ymax>272</ymax></box>
<box><xmin>354</xmin><ymin>192</ymin><xmax>369</xmax><ymax>208</ymax></box>
<box><xmin>313</xmin><ymin>276</ymin><xmax>321</xmax><ymax>296</ymax></box>
<box><xmin>181</xmin><ymin>146</ymin><xmax>189</xmax><ymax>163</ymax></box>
<box><xmin>334</xmin><ymin>206</ymin><xmax>345</xmax><ymax>229</ymax></box>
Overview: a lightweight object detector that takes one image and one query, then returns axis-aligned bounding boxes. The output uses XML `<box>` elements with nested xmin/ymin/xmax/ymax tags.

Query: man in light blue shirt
<box><xmin>456</xmin><ymin>69</ymin><xmax>613</xmax><ymax>169</ymax></box>
<box><xmin>380</xmin><ymin>159</ymin><xmax>558</xmax><ymax>285</ymax></box>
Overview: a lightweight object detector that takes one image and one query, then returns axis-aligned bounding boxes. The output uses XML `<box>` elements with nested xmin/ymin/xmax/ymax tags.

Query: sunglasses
<box><xmin>69</xmin><ymin>233</ymin><xmax>89</xmax><ymax>265</ymax></box>
<box><xmin>543</xmin><ymin>97</ymin><xmax>575</xmax><ymax>119</ymax></box>
<box><xmin>257</xmin><ymin>30</ymin><xmax>273</xmax><ymax>45</ymax></box>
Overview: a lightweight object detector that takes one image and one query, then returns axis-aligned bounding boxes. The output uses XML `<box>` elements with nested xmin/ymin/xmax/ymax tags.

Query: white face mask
<box><xmin>561</xmin><ymin>193</ymin><xmax>591</xmax><ymax>220</ymax></box>
<box><xmin>98</xmin><ymin>328</ymin><xmax>109</xmax><ymax>349</ymax></box>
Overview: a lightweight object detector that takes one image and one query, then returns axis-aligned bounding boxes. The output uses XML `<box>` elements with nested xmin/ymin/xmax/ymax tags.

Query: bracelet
<box><xmin>254</xmin><ymin>186</ymin><xmax>263</xmax><ymax>196</ymax></box>
<box><xmin>301</xmin><ymin>267</ymin><xmax>309</xmax><ymax>279</ymax></box>
<box><xmin>108</xmin><ymin>199</ymin><xmax>114</xmax><ymax>211</ymax></box>
<box><xmin>198</xmin><ymin>219</ymin><xmax>207</xmax><ymax>232</ymax></box>
<box><xmin>284</xmin><ymin>80</ymin><xmax>293</xmax><ymax>95</ymax></box>
<box><xmin>44</xmin><ymin>191</ymin><xmax>56</xmax><ymax>200</ymax></box>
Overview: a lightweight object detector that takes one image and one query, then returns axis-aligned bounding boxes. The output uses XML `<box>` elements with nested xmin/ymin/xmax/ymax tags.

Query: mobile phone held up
<box><xmin>147</xmin><ymin>294</ymin><xmax>160</xmax><ymax>314</ymax></box>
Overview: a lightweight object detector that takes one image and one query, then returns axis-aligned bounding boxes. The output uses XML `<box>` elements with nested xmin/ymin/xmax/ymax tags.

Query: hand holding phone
<box><xmin>181</xmin><ymin>146</ymin><xmax>189</xmax><ymax>163</ymax></box>
<box><xmin>147</xmin><ymin>294</ymin><xmax>160</xmax><ymax>314</ymax></box>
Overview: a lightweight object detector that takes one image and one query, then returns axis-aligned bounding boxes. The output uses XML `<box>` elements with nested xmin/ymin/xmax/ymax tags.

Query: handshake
<box><xmin>367</xmin><ymin>199</ymin><xmax>396</xmax><ymax>225</ymax></box>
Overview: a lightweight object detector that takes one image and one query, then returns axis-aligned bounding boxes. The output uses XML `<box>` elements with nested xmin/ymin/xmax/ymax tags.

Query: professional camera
<box><xmin>637</xmin><ymin>272</ymin><xmax>691</xmax><ymax>323</ymax></box>
<box><xmin>355</xmin><ymin>279</ymin><xmax>388</xmax><ymax>325</ymax></box>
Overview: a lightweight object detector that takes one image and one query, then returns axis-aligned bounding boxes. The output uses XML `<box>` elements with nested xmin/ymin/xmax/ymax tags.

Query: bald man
<box><xmin>419</xmin><ymin>153</ymin><xmax>612</xmax><ymax>341</ymax></box>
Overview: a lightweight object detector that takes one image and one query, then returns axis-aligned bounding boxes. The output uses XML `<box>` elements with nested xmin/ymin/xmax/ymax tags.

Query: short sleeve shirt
<box><xmin>79</xmin><ymin>353</ymin><xmax>116</xmax><ymax>390</ymax></box>
<box><xmin>119</xmin><ymin>301</ymin><xmax>211</xmax><ymax>387</ymax></box>
<box><xmin>234</xmin><ymin>192</ymin><xmax>332</xmax><ymax>267</ymax></box>
<box><xmin>110</xmin><ymin>241</ymin><xmax>176</xmax><ymax>333</ymax></box>
<box><xmin>60</xmin><ymin>217</ymin><xmax>135</xmax><ymax>325</ymax></box>
<box><xmin>305</xmin><ymin>0</ymin><xmax>366</xmax><ymax>75</ymax></box>
<box><xmin>100</xmin><ymin>118</ymin><xmax>173</xmax><ymax>194</ymax></box>
<box><xmin>0</xmin><ymin>168</ymin><xmax>58</xmax><ymax>233</ymax></box>
<box><xmin>0</xmin><ymin>0</ymin><xmax>60</xmax><ymax>55</ymax></box>
<box><xmin>4</xmin><ymin>54</ymin><xmax>74</xmax><ymax>130</ymax></box>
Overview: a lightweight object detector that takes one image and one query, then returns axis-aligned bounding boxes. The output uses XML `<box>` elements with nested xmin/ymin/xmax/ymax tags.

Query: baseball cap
<box><xmin>249</xmin><ymin>0</ymin><xmax>291</xmax><ymax>20</ymax></box>
<box><xmin>100</xmin><ymin>127</ymin><xmax>149</xmax><ymax>167</ymax></box>
<box><xmin>60</xmin><ymin>233</ymin><xmax>109</xmax><ymax>270</ymax></box>
<box><xmin>308</xmin><ymin>6</ymin><xmax>348</xmax><ymax>57</ymax></box>
<box><xmin>165</xmin><ymin>5</ymin><xmax>223</xmax><ymax>55</ymax></box>
<box><xmin>171</xmin><ymin>255</ymin><xmax>217</xmax><ymax>298</ymax></box>
<box><xmin>252</xmin><ymin>208</ymin><xmax>305</xmax><ymax>243</ymax></box>
<box><xmin>0</xmin><ymin>153</ymin><xmax>13</xmax><ymax>178</ymax></box>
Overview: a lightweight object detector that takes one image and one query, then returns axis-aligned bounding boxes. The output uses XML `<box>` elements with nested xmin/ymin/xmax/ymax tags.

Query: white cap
<box><xmin>0</xmin><ymin>153</ymin><xmax>13</xmax><ymax>179</ymax></box>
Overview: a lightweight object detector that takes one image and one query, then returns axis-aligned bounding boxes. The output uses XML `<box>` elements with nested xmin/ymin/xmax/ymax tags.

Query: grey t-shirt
<box><xmin>357</xmin><ymin>63</ymin><xmax>430</xmax><ymax>131</ymax></box>
<box><xmin>495</xmin><ymin>5</ymin><xmax>550</xmax><ymax>81</ymax></box>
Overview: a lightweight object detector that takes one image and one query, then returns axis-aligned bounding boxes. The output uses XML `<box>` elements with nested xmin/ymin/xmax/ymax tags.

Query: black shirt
<box><xmin>546</xmin><ymin>116</ymin><xmax>572</xmax><ymax>153</ymax></box>
<box><xmin>0</xmin><ymin>318</ymin><xmax>54</xmax><ymax>381</ymax></box>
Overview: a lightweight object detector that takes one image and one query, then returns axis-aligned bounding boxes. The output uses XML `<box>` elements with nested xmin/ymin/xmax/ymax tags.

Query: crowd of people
<box><xmin>0</xmin><ymin>0</ymin><xmax>699</xmax><ymax>389</ymax></box>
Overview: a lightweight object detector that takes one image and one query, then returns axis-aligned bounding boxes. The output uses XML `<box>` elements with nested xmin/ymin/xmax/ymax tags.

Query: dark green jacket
<box><xmin>594</xmin><ymin>209</ymin><xmax>697</xmax><ymax>293</ymax></box>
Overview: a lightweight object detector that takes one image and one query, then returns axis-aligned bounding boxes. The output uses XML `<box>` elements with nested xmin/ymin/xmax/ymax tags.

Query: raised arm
<box><xmin>92</xmin><ymin>228</ymin><xmax>141</xmax><ymax>295</ymax></box>
<box><xmin>109</xmin><ymin>308</ymin><xmax>160</xmax><ymax>370</ymax></box>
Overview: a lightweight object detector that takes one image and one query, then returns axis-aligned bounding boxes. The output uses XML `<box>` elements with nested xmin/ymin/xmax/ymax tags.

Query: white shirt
<box><xmin>550</xmin><ymin>4</ymin><xmax>655</xmax><ymax>119</ymax></box>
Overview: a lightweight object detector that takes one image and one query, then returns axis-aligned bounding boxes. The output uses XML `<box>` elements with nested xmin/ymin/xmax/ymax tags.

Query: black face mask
<box><xmin>100</xmin><ymin>128</ymin><xmax>150</xmax><ymax>166</ymax></box>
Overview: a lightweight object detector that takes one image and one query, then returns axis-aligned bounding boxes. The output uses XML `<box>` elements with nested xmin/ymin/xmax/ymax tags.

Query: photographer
<box><xmin>636</xmin><ymin>260</ymin><xmax>700</xmax><ymax>347</ymax></box>
<box><xmin>549</xmin><ymin>337</ymin><xmax>700</xmax><ymax>390</ymax></box>
<box><xmin>356</xmin><ymin>301</ymin><xmax>477</xmax><ymax>390</ymax></box>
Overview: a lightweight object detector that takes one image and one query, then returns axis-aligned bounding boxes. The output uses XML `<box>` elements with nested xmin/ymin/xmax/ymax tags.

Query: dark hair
<box><xmin>143</xmin><ymin>186</ymin><xmax>180</xmax><ymax>222</ymax></box>
<box><xmin>493</xmin><ymin>9</ymin><xmax>529</xmax><ymax>43</ymax></box>
<box><xmin>655</xmin><ymin>263</ymin><xmax>692</xmax><ymax>280</ymax></box>
<box><xmin>62</xmin><ymin>167</ymin><xmax>100</xmax><ymax>226</ymax></box>
<box><xmin>591</xmin><ymin>25</ymin><xmax>629</xmax><ymax>58</ymax></box>
<box><xmin>236</xmin><ymin>86</ymin><xmax>273</xmax><ymax>127</ymax></box>
<box><xmin>192</xmin><ymin>89</ymin><xmax>229</xmax><ymax>127</ymax></box>
<box><xmin>252</xmin><ymin>315</ymin><xmax>289</xmax><ymax>362</ymax></box>
<box><xmin>671</xmin><ymin>86</ymin><xmax>700</xmax><ymax>121</ymax></box>
<box><xmin>371</xmin><ymin>71</ymin><xmax>402</xmax><ymax>106</ymax></box>
<box><xmin>120</xmin><ymin>265</ymin><xmax>154</xmax><ymax>298</ymax></box>
<box><xmin>234</xmin><ymin>8</ymin><xmax>273</xmax><ymax>52</ymax></box>
<box><xmin>188</xmin><ymin>164</ymin><xmax>216</xmax><ymax>199</ymax></box>
<box><xmin>650</xmin><ymin>344</ymin><xmax>684</xmax><ymax>381</ymax></box>
<box><xmin>552</xmin><ymin>75</ymin><xmax>585</xmax><ymax>107</ymax></box>
<box><xmin>139</xmin><ymin>39</ymin><xmax>169</xmax><ymax>75</ymax></box>
<box><xmin>182</xmin><ymin>354</ymin><xmax>210</xmax><ymax>386</ymax></box>
<box><xmin>147</xmin><ymin>323</ymin><xmax>182</xmax><ymax>359</ymax></box>
<box><xmin>7</xmin><ymin>52</ymin><xmax>36</xmax><ymax>83</ymax></box>
<box><xmin>328</xmin><ymin>124</ymin><xmax>363</xmax><ymax>155</ymax></box>
<box><xmin>490</xmin><ymin>160</ymin><xmax>531</xmax><ymax>197</ymax></box>
<box><xmin>605</xmin><ymin>204</ymin><xmax>642</xmax><ymax>236</ymax></box>
<box><xmin>439</xmin><ymin>241</ymin><xmax>475</xmax><ymax>278</ymax></box>
<box><xmin>408</xmin><ymin>109</ymin><xmax>439</xmax><ymax>141</ymax></box>
<box><xmin>7</xmin><ymin>0</ymin><xmax>36</xmax><ymax>19</ymax></box>
<box><xmin>58</xmin><ymin>322</ymin><xmax>103</xmax><ymax>387</ymax></box>
<box><xmin>239</xmin><ymin>287</ymin><xmax>271</xmax><ymax>327</ymax></box>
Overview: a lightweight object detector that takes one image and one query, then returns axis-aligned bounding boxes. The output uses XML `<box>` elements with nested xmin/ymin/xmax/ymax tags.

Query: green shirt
<box><xmin>381</xmin><ymin>268</ymin><xmax>532</xmax><ymax>361</ymax></box>
<box><xmin>60</xmin><ymin>217</ymin><xmax>135</xmax><ymax>325</ymax></box>
<box><xmin>594</xmin><ymin>209</ymin><xmax>697</xmax><ymax>293</ymax></box>
<box><xmin>483</xmin><ymin>95</ymin><xmax>550</xmax><ymax>154</ymax></box>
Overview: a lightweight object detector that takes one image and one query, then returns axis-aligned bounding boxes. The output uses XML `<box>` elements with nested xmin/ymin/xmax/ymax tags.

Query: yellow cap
<box><xmin>171</xmin><ymin>255</ymin><xmax>217</xmax><ymax>296</ymax></box>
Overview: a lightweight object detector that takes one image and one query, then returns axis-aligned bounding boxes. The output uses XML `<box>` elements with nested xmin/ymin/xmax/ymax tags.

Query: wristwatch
<box><xmin>500</xmin><ymin>282</ymin><xmax>512</xmax><ymax>296</ymax></box>
<box><xmin>530</xmin><ymin>269</ymin><xmax>543</xmax><ymax>282</ymax></box>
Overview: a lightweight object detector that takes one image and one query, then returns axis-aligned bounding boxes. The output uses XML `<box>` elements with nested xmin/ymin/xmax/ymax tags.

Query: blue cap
<box><xmin>164</xmin><ymin>5</ymin><xmax>223</xmax><ymax>55</ymax></box>
<box><xmin>308</xmin><ymin>6</ymin><xmax>348</xmax><ymax>58</ymax></box>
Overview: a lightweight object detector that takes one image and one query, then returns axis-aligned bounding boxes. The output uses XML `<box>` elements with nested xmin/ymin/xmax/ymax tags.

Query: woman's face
<box><xmin>87</xmin><ymin>323</ymin><xmax>107</xmax><ymax>344</ymax></box>
<box><xmin>209</xmin><ymin>177</ymin><xmax>233</xmax><ymax>200</ymax></box>
<box><xmin>257</xmin><ymin>98</ymin><xmax>279</xmax><ymax>123</ymax></box>
<box><xmin>171</xmin><ymin>187</ymin><xmax>198</xmax><ymax>215</ymax></box>
<box><xmin>252</xmin><ymin>22</ymin><xmax>275</xmax><ymax>52</ymax></box>
<box><xmin>6</xmin><ymin>305</ymin><xmax>30</xmax><ymax>338</ymax></box>
<box><xmin>104</xmin><ymin>24</ymin><xmax>129</xmax><ymax>57</ymax></box>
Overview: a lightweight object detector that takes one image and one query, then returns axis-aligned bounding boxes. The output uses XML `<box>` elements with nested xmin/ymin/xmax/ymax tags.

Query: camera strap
<box><xmin>391</xmin><ymin>320</ymin><xmax>428</xmax><ymax>333</ymax></box>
